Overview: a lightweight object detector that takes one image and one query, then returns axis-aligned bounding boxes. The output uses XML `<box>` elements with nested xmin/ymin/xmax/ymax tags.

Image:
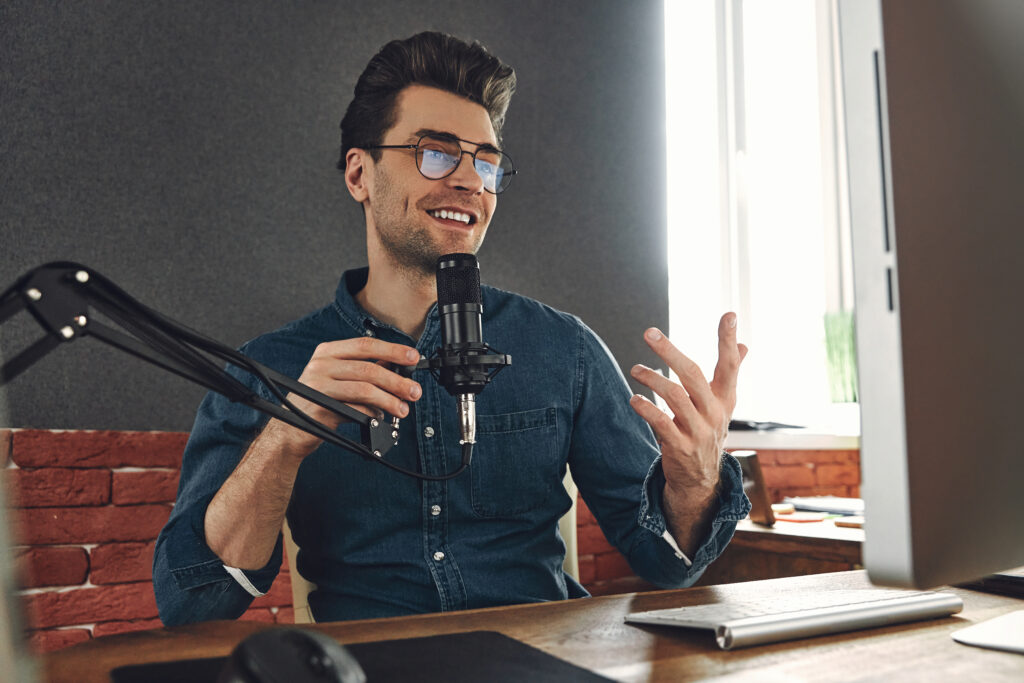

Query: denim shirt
<box><xmin>153</xmin><ymin>268</ymin><xmax>750</xmax><ymax>625</ymax></box>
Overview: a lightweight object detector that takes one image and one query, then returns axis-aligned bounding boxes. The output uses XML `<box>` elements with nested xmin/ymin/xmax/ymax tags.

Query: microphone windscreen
<box><xmin>436</xmin><ymin>253</ymin><xmax>481</xmax><ymax>307</ymax></box>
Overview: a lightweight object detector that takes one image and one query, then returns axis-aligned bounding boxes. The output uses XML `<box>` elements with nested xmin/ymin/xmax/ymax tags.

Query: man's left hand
<box><xmin>628</xmin><ymin>313</ymin><xmax>748</xmax><ymax>555</ymax></box>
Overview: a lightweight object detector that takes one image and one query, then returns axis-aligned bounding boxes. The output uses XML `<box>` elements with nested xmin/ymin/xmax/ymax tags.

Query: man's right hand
<box><xmin>206</xmin><ymin>336</ymin><xmax>421</xmax><ymax>570</ymax></box>
<box><xmin>272</xmin><ymin>337</ymin><xmax>423</xmax><ymax>456</ymax></box>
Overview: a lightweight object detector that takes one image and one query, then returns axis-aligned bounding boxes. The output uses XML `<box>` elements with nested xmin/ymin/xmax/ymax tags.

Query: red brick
<box><xmin>22</xmin><ymin>582</ymin><xmax>158</xmax><ymax>629</ymax></box>
<box><xmin>593</xmin><ymin>551</ymin><xmax>633</xmax><ymax>580</ymax></box>
<box><xmin>1</xmin><ymin>429</ymin><xmax>11</xmax><ymax>466</ymax></box>
<box><xmin>576</xmin><ymin>498</ymin><xmax>597</xmax><ymax>526</ymax></box>
<box><xmin>773</xmin><ymin>485</ymin><xmax>852</xmax><ymax>500</ymax></box>
<box><xmin>803</xmin><ymin>450</ymin><xmax>833</xmax><ymax>462</ymax></box>
<box><xmin>577</xmin><ymin>555</ymin><xmax>596</xmax><ymax>585</ymax></box>
<box><xmin>26</xmin><ymin>628</ymin><xmax>91</xmax><ymax>653</ymax></box>
<box><xmin>811</xmin><ymin>450</ymin><xmax>846</xmax><ymax>464</ymax></box>
<box><xmin>8</xmin><ymin>468</ymin><xmax>111</xmax><ymax>507</ymax></box>
<box><xmin>761</xmin><ymin>464</ymin><xmax>816</xmax><ymax>488</ymax></box>
<box><xmin>11</xmin><ymin>430</ymin><xmax>188</xmax><ymax>468</ymax></box>
<box><xmin>93</xmin><ymin>617</ymin><xmax>163</xmax><ymax>638</ymax></box>
<box><xmin>771</xmin><ymin>451</ymin><xmax>823</xmax><ymax>466</ymax></box>
<box><xmin>837</xmin><ymin>451</ymin><xmax>861</xmax><ymax>463</ymax></box>
<box><xmin>835</xmin><ymin>450</ymin><xmax>859</xmax><ymax>462</ymax></box>
<box><xmin>111</xmin><ymin>470</ymin><xmax>179</xmax><ymax>504</ymax></box>
<box><xmin>576</xmin><ymin>524</ymin><xmax>614</xmax><ymax>555</ymax></box>
<box><xmin>90</xmin><ymin>542</ymin><xmax>155</xmax><ymax>584</ymax></box>
<box><xmin>275</xmin><ymin>607</ymin><xmax>295</xmax><ymax>623</ymax></box>
<box><xmin>770</xmin><ymin>449</ymin><xmax>861</xmax><ymax>465</ymax></box>
<box><xmin>15</xmin><ymin>546</ymin><xmax>89</xmax><ymax>588</ymax></box>
<box><xmin>12</xmin><ymin>504</ymin><xmax>171</xmax><ymax>545</ymax></box>
<box><xmin>763</xmin><ymin>451</ymin><xmax>797</xmax><ymax>465</ymax></box>
<box><xmin>251</xmin><ymin>574</ymin><xmax>294</xmax><ymax>608</ymax></box>
<box><xmin>239</xmin><ymin>608</ymin><xmax>276</xmax><ymax>623</ymax></box>
<box><xmin>815</xmin><ymin>463</ymin><xmax>860</xmax><ymax>487</ymax></box>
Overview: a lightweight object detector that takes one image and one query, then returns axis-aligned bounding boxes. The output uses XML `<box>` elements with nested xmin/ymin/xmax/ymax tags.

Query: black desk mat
<box><xmin>110</xmin><ymin>629</ymin><xmax>614</xmax><ymax>682</ymax></box>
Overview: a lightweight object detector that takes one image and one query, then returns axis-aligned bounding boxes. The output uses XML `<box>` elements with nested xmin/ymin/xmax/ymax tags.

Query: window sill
<box><xmin>725</xmin><ymin>429</ymin><xmax>859</xmax><ymax>451</ymax></box>
<box><xmin>726</xmin><ymin>403</ymin><xmax>860</xmax><ymax>450</ymax></box>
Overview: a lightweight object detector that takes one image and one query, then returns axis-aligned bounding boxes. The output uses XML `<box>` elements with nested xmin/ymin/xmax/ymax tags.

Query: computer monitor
<box><xmin>837</xmin><ymin>0</ymin><xmax>1024</xmax><ymax>588</ymax></box>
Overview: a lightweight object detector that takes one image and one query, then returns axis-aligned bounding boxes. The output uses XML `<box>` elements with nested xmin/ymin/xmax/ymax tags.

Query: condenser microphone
<box><xmin>434</xmin><ymin>253</ymin><xmax>508</xmax><ymax>446</ymax></box>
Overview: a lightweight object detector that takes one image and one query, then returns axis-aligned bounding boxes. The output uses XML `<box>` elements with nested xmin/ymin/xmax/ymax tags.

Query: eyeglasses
<box><xmin>365</xmin><ymin>133</ymin><xmax>517</xmax><ymax>194</ymax></box>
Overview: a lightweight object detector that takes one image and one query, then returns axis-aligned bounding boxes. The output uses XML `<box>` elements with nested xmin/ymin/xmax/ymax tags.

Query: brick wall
<box><xmin>758</xmin><ymin>448</ymin><xmax>861</xmax><ymax>501</ymax></box>
<box><xmin>4</xmin><ymin>429</ymin><xmax>860</xmax><ymax>654</ymax></box>
<box><xmin>3</xmin><ymin>429</ymin><xmax>295</xmax><ymax>654</ymax></box>
<box><xmin>574</xmin><ymin>448</ymin><xmax>862</xmax><ymax>596</ymax></box>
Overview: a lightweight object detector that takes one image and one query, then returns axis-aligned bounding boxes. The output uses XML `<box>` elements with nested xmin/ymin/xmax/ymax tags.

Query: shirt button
<box><xmin>364</xmin><ymin>329</ymin><xmax>374</xmax><ymax>337</ymax></box>
<box><xmin>423</xmin><ymin>426</ymin><xmax>435</xmax><ymax>438</ymax></box>
<box><xmin>431</xmin><ymin>505</ymin><xmax>441</xmax><ymax>516</ymax></box>
<box><xmin>433</xmin><ymin>551</ymin><xmax>445</xmax><ymax>561</ymax></box>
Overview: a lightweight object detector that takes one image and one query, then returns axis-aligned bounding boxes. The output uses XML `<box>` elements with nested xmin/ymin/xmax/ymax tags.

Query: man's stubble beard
<box><xmin>371</xmin><ymin>164</ymin><xmax>486</xmax><ymax>280</ymax></box>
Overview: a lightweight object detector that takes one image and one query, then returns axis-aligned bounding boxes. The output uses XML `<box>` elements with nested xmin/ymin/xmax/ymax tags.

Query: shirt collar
<box><xmin>332</xmin><ymin>267</ymin><xmax>439</xmax><ymax>347</ymax></box>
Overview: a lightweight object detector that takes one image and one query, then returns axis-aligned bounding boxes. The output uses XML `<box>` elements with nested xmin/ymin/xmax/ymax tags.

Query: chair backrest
<box><xmin>560</xmin><ymin>468</ymin><xmax>579</xmax><ymax>582</ymax></box>
<box><xmin>281</xmin><ymin>469</ymin><xmax>580</xmax><ymax>624</ymax></box>
<box><xmin>281</xmin><ymin>518</ymin><xmax>316</xmax><ymax>624</ymax></box>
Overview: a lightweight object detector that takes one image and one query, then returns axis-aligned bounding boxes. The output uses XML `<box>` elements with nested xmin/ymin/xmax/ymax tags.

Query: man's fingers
<box><xmin>710</xmin><ymin>313</ymin><xmax>745</xmax><ymax>401</ymax></box>
<box><xmin>320</xmin><ymin>359</ymin><xmax>422</xmax><ymax>403</ymax></box>
<box><xmin>328</xmin><ymin>379</ymin><xmax>411</xmax><ymax>417</ymax></box>
<box><xmin>308</xmin><ymin>338</ymin><xmax>422</xmax><ymax>401</ymax></box>
<box><xmin>290</xmin><ymin>376</ymin><xmax>410</xmax><ymax>422</ymax></box>
<box><xmin>629</xmin><ymin>394</ymin><xmax>691</xmax><ymax>453</ymax></box>
<box><xmin>296</xmin><ymin>338</ymin><xmax>424</xmax><ymax>422</ymax></box>
<box><xmin>315</xmin><ymin>337</ymin><xmax>421</xmax><ymax>366</ymax></box>
<box><xmin>642</xmin><ymin>328</ymin><xmax>716</xmax><ymax>414</ymax></box>
<box><xmin>629</xmin><ymin>363</ymin><xmax>701</xmax><ymax>432</ymax></box>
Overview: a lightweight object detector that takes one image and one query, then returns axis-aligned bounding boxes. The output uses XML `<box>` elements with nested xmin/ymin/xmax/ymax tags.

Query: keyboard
<box><xmin>625</xmin><ymin>588</ymin><xmax>963</xmax><ymax>650</ymax></box>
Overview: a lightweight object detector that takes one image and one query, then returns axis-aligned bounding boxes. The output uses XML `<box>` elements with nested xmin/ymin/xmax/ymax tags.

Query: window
<box><xmin>665</xmin><ymin>0</ymin><xmax>856</xmax><ymax>431</ymax></box>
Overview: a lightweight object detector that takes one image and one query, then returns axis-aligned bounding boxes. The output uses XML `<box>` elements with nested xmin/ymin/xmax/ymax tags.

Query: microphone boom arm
<box><xmin>0</xmin><ymin>262</ymin><xmax>441</xmax><ymax>473</ymax></box>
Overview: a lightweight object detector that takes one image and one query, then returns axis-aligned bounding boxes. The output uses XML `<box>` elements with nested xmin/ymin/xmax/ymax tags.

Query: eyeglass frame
<box><xmin>362</xmin><ymin>132</ymin><xmax>518</xmax><ymax>194</ymax></box>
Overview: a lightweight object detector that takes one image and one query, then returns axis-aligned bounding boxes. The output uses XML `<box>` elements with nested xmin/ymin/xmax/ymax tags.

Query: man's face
<box><xmin>362</xmin><ymin>84</ymin><xmax>500</xmax><ymax>277</ymax></box>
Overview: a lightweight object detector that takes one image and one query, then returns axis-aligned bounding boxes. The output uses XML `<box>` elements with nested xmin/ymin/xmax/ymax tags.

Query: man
<box><xmin>154</xmin><ymin>31</ymin><xmax>750</xmax><ymax>625</ymax></box>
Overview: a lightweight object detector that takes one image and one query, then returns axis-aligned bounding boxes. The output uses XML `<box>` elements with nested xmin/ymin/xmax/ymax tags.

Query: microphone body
<box><xmin>435</xmin><ymin>253</ymin><xmax>491</xmax><ymax>445</ymax></box>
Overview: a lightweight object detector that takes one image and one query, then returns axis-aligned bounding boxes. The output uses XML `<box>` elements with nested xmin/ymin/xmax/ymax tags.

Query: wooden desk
<box><xmin>42</xmin><ymin>571</ymin><xmax>1023</xmax><ymax>682</ymax></box>
<box><xmin>696</xmin><ymin>518</ymin><xmax>864</xmax><ymax>585</ymax></box>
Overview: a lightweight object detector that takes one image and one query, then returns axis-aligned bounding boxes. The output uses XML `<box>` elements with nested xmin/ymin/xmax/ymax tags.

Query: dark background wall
<box><xmin>0</xmin><ymin>0</ymin><xmax>668</xmax><ymax>430</ymax></box>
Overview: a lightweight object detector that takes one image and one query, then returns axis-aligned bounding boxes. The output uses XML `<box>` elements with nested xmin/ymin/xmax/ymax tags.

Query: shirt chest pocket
<box><xmin>470</xmin><ymin>407</ymin><xmax>560</xmax><ymax>518</ymax></box>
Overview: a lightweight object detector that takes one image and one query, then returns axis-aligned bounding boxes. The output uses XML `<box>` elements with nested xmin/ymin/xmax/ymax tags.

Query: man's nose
<box><xmin>446</xmin><ymin>151</ymin><xmax>485</xmax><ymax>194</ymax></box>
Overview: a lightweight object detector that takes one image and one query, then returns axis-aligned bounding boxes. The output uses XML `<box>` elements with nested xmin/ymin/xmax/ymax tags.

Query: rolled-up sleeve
<box><xmin>152</xmin><ymin>357</ymin><xmax>284</xmax><ymax>626</ymax></box>
<box><xmin>567</xmin><ymin>321</ymin><xmax>751</xmax><ymax>588</ymax></box>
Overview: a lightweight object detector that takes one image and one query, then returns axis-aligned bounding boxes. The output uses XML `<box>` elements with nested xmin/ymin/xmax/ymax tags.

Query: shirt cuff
<box><xmin>660</xmin><ymin>530</ymin><xmax>693</xmax><ymax>567</ymax></box>
<box><xmin>638</xmin><ymin>451</ymin><xmax>751</xmax><ymax>574</ymax></box>
<box><xmin>224</xmin><ymin>565</ymin><xmax>268</xmax><ymax>598</ymax></box>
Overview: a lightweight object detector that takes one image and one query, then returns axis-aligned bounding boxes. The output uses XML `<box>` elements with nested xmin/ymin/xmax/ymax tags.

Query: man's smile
<box><xmin>426</xmin><ymin>206</ymin><xmax>480</xmax><ymax>230</ymax></box>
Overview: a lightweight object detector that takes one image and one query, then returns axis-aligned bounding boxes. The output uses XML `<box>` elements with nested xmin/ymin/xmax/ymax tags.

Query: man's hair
<box><xmin>337</xmin><ymin>31</ymin><xmax>516</xmax><ymax>171</ymax></box>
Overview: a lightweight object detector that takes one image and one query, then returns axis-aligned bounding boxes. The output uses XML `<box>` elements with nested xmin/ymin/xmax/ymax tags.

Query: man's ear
<box><xmin>344</xmin><ymin>148</ymin><xmax>370</xmax><ymax>203</ymax></box>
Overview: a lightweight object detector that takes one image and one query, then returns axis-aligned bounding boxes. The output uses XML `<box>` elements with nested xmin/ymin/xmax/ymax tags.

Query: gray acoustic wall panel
<box><xmin>0</xmin><ymin>1</ymin><xmax>668</xmax><ymax>430</ymax></box>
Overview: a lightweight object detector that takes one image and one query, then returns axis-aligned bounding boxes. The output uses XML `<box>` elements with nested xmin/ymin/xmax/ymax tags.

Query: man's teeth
<box><xmin>430</xmin><ymin>209</ymin><xmax>471</xmax><ymax>224</ymax></box>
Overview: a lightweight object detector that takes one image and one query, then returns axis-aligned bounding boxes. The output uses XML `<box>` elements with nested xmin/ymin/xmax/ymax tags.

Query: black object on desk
<box><xmin>731</xmin><ymin>450</ymin><xmax>775</xmax><ymax>526</ymax></box>
<box><xmin>957</xmin><ymin>568</ymin><xmax>1024</xmax><ymax>599</ymax></box>
<box><xmin>110</xmin><ymin>630</ymin><xmax>613</xmax><ymax>683</ymax></box>
<box><xmin>729</xmin><ymin>419</ymin><xmax>804</xmax><ymax>431</ymax></box>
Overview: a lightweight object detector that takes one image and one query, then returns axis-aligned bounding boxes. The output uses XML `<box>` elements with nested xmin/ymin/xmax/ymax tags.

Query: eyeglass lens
<box><xmin>416</xmin><ymin>135</ymin><xmax>514</xmax><ymax>193</ymax></box>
